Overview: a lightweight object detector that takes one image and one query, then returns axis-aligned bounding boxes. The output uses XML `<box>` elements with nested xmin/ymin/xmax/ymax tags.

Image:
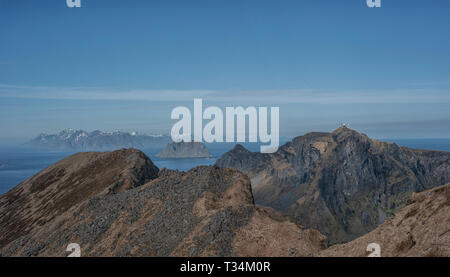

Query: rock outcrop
<box><xmin>320</xmin><ymin>183</ymin><xmax>450</xmax><ymax>257</ymax></box>
<box><xmin>157</xmin><ymin>142</ymin><xmax>212</xmax><ymax>158</ymax></box>
<box><xmin>215</xmin><ymin>127</ymin><xmax>450</xmax><ymax>244</ymax></box>
<box><xmin>0</xmin><ymin>149</ymin><xmax>325</xmax><ymax>257</ymax></box>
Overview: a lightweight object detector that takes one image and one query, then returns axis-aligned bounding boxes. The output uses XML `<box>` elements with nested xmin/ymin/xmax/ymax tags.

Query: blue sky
<box><xmin>0</xmin><ymin>0</ymin><xmax>449</xmax><ymax>143</ymax></box>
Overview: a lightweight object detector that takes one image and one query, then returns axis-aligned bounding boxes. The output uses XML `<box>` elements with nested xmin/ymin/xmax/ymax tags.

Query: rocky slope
<box><xmin>0</xmin><ymin>149</ymin><xmax>325</xmax><ymax>257</ymax></box>
<box><xmin>28</xmin><ymin>129</ymin><xmax>170</xmax><ymax>151</ymax></box>
<box><xmin>0</xmin><ymin>149</ymin><xmax>159</xmax><ymax>249</ymax></box>
<box><xmin>157</xmin><ymin>142</ymin><xmax>212</xmax><ymax>158</ymax></box>
<box><xmin>215</xmin><ymin>127</ymin><xmax>450</xmax><ymax>244</ymax></box>
<box><xmin>320</xmin><ymin>183</ymin><xmax>450</xmax><ymax>257</ymax></box>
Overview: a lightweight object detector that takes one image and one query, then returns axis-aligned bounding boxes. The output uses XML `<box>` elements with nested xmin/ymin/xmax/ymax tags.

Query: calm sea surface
<box><xmin>0</xmin><ymin>142</ymin><xmax>262</xmax><ymax>194</ymax></box>
<box><xmin>1</xmin><ymin>139</ymin><xmax>449</xmax><ymax>195</ymax></box>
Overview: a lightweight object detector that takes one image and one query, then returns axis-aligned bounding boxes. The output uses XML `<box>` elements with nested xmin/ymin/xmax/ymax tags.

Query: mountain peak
<box><xmin>232</xmin><ymin>144</ymin><xmax>250</xmax><ymax>153</ymax></box>
<box><xmin>216</xmin><ymin>127</ymin><xmax>450</xmax><ymax>245</ymax></box>
<box><xmin>332</xmin><ymin>125</ymin><xmax>356</xmax><ymax>134</ymax></box>
<box><xmin>331</xmin><ymin>126</ymin><xmax>368</xmax><ymax>142</ymax></box>
<box><xmin>59</xmin><ymin>128</ymin><xmax>84</xmax><ymax>134</ymax></box>
<box><xmin>0</xmin><ymin>148</ymin><xmax>159</xmax><ymax>249</ymax></box>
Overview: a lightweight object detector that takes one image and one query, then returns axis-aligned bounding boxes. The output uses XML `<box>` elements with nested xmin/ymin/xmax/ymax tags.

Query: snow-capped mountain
<box><xmin>28</xmin><ymin>129</ymin><xmax>170</xmax><ymax>151</ymax></box>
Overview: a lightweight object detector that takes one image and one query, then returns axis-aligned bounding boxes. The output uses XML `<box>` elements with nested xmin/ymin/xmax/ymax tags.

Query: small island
<box><xmin>157</xmin><ymin>142</ymin><xmax>212</xmax><ymax>158</ymax></box>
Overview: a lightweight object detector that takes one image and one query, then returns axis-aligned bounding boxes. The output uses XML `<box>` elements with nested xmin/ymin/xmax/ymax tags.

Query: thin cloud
<box><xmin>0</xmin><ymin>83</ymin><xmax>449</xmax><ymax>104</ymax></box>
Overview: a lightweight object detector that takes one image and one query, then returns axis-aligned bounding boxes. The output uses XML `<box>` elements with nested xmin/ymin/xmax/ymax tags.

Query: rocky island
<box><xmin>157</xmin><ymin>141</ymin><xmax>212</xmax><ymax>158</ymax></box>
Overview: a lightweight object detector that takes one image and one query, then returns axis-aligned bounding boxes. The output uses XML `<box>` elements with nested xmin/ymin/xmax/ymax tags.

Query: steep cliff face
<box><xmin>215</xmin><ymin>127</ymin><xmax>450</xmax><ymax>244</ymax></box>
<box><xmin>320</xmin><ymin>183</ymin><xmax>450</xmax><ymax>257</ymax></box>
<box><xmin>157</xmin><ymin>142</ymin><xmax>212</xmax><ymax>158</ymax></box>
<box><xmin>0</xmin><ymin>149</ymin><xmax>325</xmax><ymax>257</ymax></box>
<box><xmin>0</xmin><ymin>149</ymin><xmax>159</xmax><ymax>249</ymax></box>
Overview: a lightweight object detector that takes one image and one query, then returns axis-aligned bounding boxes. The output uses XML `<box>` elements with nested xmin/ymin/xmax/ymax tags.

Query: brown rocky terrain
<box><xmin>320</xmin><ymin>183</ymin><xmax>450</xmax><ymax>257</ymax></box>
<box><xmin>0</xmin><ymin>149</ymin><xmax>159</xmax><ymax>249</ymax></box>
<box><xmin>216</xmin><ymin>127</ymin><xmax>450</xmax><ymax>244</ymax></box>
<box><xmin>0</xmin><ymin>149</ymin><xmax>325</xmax><ymax>257</ymax></box>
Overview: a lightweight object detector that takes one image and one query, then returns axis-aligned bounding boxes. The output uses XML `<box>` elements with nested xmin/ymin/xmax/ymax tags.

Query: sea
<box><xmin>0</xmin><ymin>142</ymin><xmax>262</xmax><ymax>195</ymax></box>
<box><xmin>1</xmin><ymin>139</ymin><xmax>449</xmax><ymax>195</ymax></box>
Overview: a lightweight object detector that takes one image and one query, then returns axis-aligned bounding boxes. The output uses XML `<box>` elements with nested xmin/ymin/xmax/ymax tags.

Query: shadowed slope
<box><xmin>320</xmin><ymin>183</ymin><xmax>450</xmax><ymax>257</ymax></box>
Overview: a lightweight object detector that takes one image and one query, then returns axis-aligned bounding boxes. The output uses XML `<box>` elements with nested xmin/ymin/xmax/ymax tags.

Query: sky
<box><xmin>0</xmin><ymin>0</ymin><xmax>449</xmax><ymax>144</ymax></box>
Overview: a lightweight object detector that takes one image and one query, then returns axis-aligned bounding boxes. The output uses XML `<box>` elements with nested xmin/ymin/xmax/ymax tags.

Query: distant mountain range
<box><xmin>28</xmin><ymin>129</ymin><xmax>171</xmax><ymax>151</ymax></box>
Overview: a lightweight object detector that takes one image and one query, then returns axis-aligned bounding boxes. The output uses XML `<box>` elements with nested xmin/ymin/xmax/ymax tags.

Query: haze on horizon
<box><xmin>0</xmin><ymin>0</ymin><xmax>449</xmax><ymax>145</ymax></box>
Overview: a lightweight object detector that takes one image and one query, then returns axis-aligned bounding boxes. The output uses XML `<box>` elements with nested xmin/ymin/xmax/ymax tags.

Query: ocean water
<box><xmin>1</xmin><ymin>139</ymin><xmax>449</xmax><ymax>195</ymax></box>
<box><xmin>383</xmin><ymin>139</ymin><xmax>450</xmax><ymax>151</ymax></box>
<box><xmin>0</xmin><ymin>142</ymin><xmax>261</xmax><ymax>195</ymax></box>
<box><xmin>0</xmin><ymin>148</ymin><xmax>77</xmax><ymax>194</ymax></box>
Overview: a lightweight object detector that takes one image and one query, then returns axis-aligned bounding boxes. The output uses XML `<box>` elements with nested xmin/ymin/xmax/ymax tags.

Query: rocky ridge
<box><xmin>0</xmin><ymin>149</ymin><xmax>324</xmax><ymax>257</ymax></box>
<box><xmin>0</xmin><ymin>149</ymin><xmax>159</xmax><ymax>248</ymax></box>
